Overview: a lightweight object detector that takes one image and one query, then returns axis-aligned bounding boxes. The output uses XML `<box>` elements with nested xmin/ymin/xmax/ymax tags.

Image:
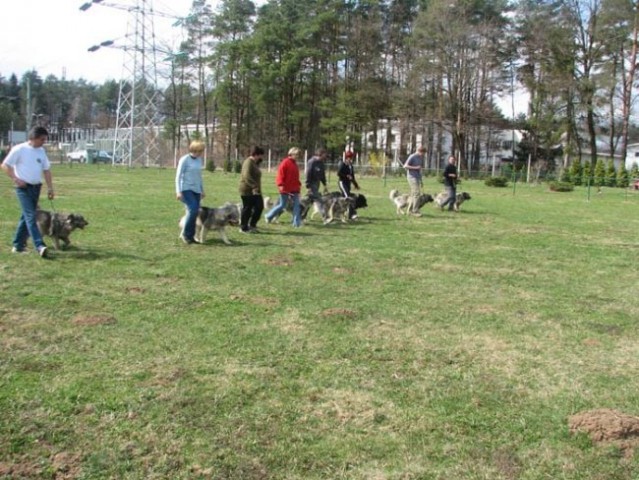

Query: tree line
<box><xmin>2</xmin><ymin>0</ymin><xmax>638</xmax><ymax>174</ymax></box>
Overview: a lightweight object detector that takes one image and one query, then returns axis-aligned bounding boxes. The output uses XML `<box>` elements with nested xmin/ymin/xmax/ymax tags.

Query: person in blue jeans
<box><xmin>1</xmin><ymin>126</ymin><xmax>55</xmax><ymax>257</ymax></box>
<box><xmin>175</xmin><ymin>140</ymin><xmax>206</xmax><ymax>244</ymax></box>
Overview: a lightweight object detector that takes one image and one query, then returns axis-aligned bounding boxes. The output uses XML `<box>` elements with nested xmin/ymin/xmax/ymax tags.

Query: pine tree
<box><xmin>593</xmin><ymin>158</ymin><xmax>606</xmax><ymax>187</ymax></box>
<box><xmin>569</xmin><ymin>159</ymin><xmax>582</xmax><ymax>185</ymax></box>
<box><xmin>630</xmin><ymin>162</ymin><xmax>639</xmax><ymax>181</ymax></box>
<box><xmin>617</xmin><ymin>162</ymin><xmax>629</xmax><ymax>188</ymax></box>
<box><xmin>605</xmin><ymin>160</ymin><xmax>617</xmax><ymax>187</ymax></box>
<box><xmin>582</xmin><ymin>160</ymin><xmax>593</xmax><ymax>186</ymax></box>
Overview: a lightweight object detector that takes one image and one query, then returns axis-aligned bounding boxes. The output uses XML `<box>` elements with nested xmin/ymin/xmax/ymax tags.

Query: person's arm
<box><xmin>175</xmin><ymin>157</ymin><xmax>185</xmax><ymax>199</ymax></box>
<box><xmin>1</xmin><ymin>162</ymin><xmax>26</xmax><ymax>188</ymax></box>
<box><xmin>44</xmin><ymin>169</ymin><xmax>54</xmax><ymax>199</ymax></box>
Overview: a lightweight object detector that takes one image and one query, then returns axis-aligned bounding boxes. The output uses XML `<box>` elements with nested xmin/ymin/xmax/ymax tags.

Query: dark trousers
<box><xmin>241</xmin><ymin>194</ymin><xmax>264</xmax><ymax>230</ymax></box>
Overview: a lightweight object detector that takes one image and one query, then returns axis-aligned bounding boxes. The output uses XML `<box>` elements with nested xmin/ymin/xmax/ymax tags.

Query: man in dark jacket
<box><xmin>440</xmin><ymin>155</ymin><xmax>458</xmax><ymax>211</ymax></box>
<box><xmin>337</xmin><ymin>151</ymin><xmax>360</xmax><ymax>219</ymax></box>
<box><xmin>305</xmin><ymin>148</ymin><xmax>328</xmax><ymax>199</ymax></box>
<box><xmin>238</xmin><ymin>146</ymin><xmax>265</xmax><ymax>233</ymax></box>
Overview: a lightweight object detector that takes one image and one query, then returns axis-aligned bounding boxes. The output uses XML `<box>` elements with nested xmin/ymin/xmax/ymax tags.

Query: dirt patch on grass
<box><xmin>264</xmin><ymin>255</ymin><xmax>293</xmax><ymax>267</ymax></box>
<box><xmin>0</xmin><ymin>452</ymin><xmax>82</xmax><ymax>479</ymax></box>
<box><xmin>332</xmin><ymin>267</ymin><xmax>352</xmax><ymax>275</ymax></box>
<box><xmin>569</xmin><ymin>408</ymin><xmax>639</xmax><ymax>456</ymax></box>
<box><xmin>229</xmin><ymin>294</ymin><xmax>279</xmax><ymax>308</ymax></box>
<box><xmin>72</xmin><ymin>314</ymin><xmax>117</xmax><ymax>326</ymax></box>
<box><xmin>321</xmin><ymin>308</ymin><xmax>358</xmax><ymax>319</ymax></box>
<box><xmin>125</xmin><ymin>287</ymin><xmax>146</xmax><ymax>294</ymax></box>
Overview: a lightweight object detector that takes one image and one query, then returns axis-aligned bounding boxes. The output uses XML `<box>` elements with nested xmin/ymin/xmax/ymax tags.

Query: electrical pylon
<box><xmin>112</xmin><ymin>0</ymin><xmax>162</xmax><ymax>167</ymax></box>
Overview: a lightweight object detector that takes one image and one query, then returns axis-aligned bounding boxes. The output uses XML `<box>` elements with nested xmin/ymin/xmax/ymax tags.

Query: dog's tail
<box><xmin>389</xmin><ymin>189</ymin><xmax>399</xmax><ymax>200</ymax></box>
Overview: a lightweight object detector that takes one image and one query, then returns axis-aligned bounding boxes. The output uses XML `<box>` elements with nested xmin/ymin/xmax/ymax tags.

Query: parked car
<box><xmin>66</xmin><ymin>149</ymin><xmax>113</xmax><ymax>164</ymax></box>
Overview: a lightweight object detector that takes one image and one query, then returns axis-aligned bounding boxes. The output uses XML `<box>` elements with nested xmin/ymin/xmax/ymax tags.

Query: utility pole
<box><xmin>82</xmin><ymin>0</ymin><xmax>172</xmax><ymax>167</ymax></box>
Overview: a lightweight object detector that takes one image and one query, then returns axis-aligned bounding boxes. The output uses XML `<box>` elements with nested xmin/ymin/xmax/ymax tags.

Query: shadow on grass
<box><xmin>52</xmin><ymin>246</ymin><xmax>147</xmax><ymax>261</ymax></box>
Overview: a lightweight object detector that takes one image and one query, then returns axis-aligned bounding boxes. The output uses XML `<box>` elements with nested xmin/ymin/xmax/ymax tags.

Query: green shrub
<box><xmin>605</xmin><ymin>160</ymin><xmax>617</xmax><ymax>187</ymax></box>
<box><xmin>617</xmin><ymin>163</ymin><xmax>629</xmax><ymax>188</ymax></box>
<box><xmin>223</xmin><ymin>158</ymin><xmax>233</xmax><ymax>172</ymax></box>
<box><xmin>233</xmin><ymin>159</ymin><xmax>242</xmax><ymax>174</ymax></box>
<box><xmin>206</xmin><ymin>159</ymin><xmax>216</xmax><ymax>172</ymax></box>
<box><xmin>549</xmin><ymin>181</ymin><xmax>574</xmax><ymax>192</ymax></box>
<box><xmin>568</xmin><ymin>160</ymin><xmax>582</xmax><ymax>186</ymax></box>
<box><xmin>593</xmin><ymin>159</ymin><xmax>606</xmax><ymax>187</ymax></box>
<box><xmin>484</xmin><ymin>176</ymin><xmax>509</xmax><ymax>187</ymax></box>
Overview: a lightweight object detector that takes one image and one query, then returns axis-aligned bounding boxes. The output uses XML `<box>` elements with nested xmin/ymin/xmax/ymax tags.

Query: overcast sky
<box><xmin>0</xmin><ymin>0</ymin><xmax>195</xmax><ymax>84</ymax></box>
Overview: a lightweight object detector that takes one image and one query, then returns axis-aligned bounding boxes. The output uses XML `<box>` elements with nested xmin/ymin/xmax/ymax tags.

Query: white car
<box><xmin>67</xmin><ymin>149</ymin><xmax>113</xmax><ymax>163</ymax></box>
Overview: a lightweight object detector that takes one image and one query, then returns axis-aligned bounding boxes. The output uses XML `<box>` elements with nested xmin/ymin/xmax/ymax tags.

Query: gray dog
<box><xmin>36</xmin><ymin>209</ymin><xmax>89</xmax><ymax>250</ymax></box>
<box><xmin>179</xmin><ymin>202</ymin><xmax>240</xmax><ymax>245</ymax></box>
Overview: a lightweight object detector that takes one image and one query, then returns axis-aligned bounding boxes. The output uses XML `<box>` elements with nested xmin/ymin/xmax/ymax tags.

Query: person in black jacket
<box><xmin>305</xmin><ymin>148</ymin><xmax>328</xmax><ymax>199</ymax></box>
<box><xmin>440</xmin><ymin>155</ymin><xmax>458</xmax><ymax>211</ymax></box>
<box><xmin>337</xmin><ymin>151</ymin><xmax>359</xmax><ymax>198</ymax></box>
<box><xmin>337</xmin><ymin>151</ymin><xmax>360</xmax><ymax>219</ymax></box>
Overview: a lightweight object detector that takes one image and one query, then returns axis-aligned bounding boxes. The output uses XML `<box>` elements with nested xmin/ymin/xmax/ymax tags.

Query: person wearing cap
<box><xmin>337</xmin><ymin>150</ymin><xmax>360</xmax><ymax>219</ymax></box>
<box><xmin>403</xmin><ymin>146</ymin><xmax>425</xmax><ymax>217</ymax></box>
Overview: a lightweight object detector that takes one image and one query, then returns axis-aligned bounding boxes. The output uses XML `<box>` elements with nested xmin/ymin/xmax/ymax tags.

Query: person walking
<box><xmin>239</xmin><ymin>146</ymin><xmax>265</xmax><ymax>233</ymax></box>
<box><xmin>403</xmin><ymin>146</ymin><xmax>425</xmax><ymax>216</ymax></box>
<box><xmin>175</xmin><ymin>140</ymin><xmax>206</xmax><ymax>244</ymax></box>
<box><xmin>337</xmin><ymin>150</ymin><xmax>360</xmax><ymax>219</ymax></box>
<box><xmin>1</xmin><ymin>126</ymin><xmax>55</xmax><ymax>257</ymax></box>
<box><xmin>265</xmin><ymin>147</ymin><xmax>302</xmax><ymax>227</ymax></box>
<box><xmin>440</xmin><ymin>155</ymin><xmax>458</xmax><ymax>211</ymax></box>
<box><xmin>305</xmin><ymin>148</ymin><xmax>328</xmax><ymax>199</ymax></box>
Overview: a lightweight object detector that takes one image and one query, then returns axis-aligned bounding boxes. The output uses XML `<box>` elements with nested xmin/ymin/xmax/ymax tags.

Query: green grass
<box><xmin>1</xmin><ymin>164</ymin><xmax>639</xmax><ymax>479</ymax></box>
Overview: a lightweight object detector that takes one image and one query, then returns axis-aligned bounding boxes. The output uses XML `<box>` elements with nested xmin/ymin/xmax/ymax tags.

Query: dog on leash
<box><xmin>36</xmin><ymin>209</ymin><xmax>88</xmax><ymax>250</ymax></box>
<box><xmin>324</xmin><ymin>196</ymin><xmax>356</xmax><ymax>223</ymax></box>
<box><xmin>309</xmin><ymin>191</ymin><xmax>368</xmax><ymax>221</ymax></box>
<box><xmin>434</xmin><ymin>191</ymin><xmax>472</xmax><ymax>211</ymax></box>
<box><xmin>389</xmin><ymin>189</ymin><xmax>434</xmax><ymax>215</ymax></box>
<box><xmin>179</xmin><ymin>202</ymin><xmax>240</xmax><ymax>245</ymax></box>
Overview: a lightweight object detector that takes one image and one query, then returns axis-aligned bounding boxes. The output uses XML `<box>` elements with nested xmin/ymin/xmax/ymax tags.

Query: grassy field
<box><xmin>1</xmin><ymin>164</ymin><xmax>639</xmax><ymax>479</ymax></box>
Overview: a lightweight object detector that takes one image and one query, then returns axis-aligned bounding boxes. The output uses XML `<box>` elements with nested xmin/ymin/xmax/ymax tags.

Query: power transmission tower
<box><xmin>83</xmin><ymin>0</ymin><xmax>169</xmax><ymax>167</ymax></box>
<box><xmin>113</xmin><ymin>0</ymin><xmax>162</xmax><ymax>167</ymax></box>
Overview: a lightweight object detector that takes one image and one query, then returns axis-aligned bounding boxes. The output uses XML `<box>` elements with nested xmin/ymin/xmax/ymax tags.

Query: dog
<box><xmin>389</xmin><ymin>189</ymin><xmax>434</xmax><ymax>215</ymax></box>
<box><xmin>35</xmin><ymin>209</ymin><xmax>89</xmax><ymax>250</ymax></box>
<box><xmin>309</xmin><ymin>192</ymin><xmax>368</xmax><ymax>221</ymax></box>
<box><xmin>324</xmin><ymin>196</ymin><xmax>356</xmax><ymax>223</ymax></box>
<box><xmin>434</xmin><ymin>191</ymin><xmax>472</xmax><ymax>211</ymax></box>
<box><xmin>179</xmin><ymin>202</ymin><xmax>240</xmax><ymax>245</ymax></box>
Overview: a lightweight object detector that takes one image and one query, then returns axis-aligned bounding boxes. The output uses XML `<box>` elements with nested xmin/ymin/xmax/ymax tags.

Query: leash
<box><xmin>48</xmin><ymin>198</ymin><xmax>58</xmax><ymax>214</ymax></box>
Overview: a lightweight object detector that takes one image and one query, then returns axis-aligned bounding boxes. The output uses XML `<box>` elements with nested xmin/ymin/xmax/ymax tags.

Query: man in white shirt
<box><xmin>2</xmin><ymin>126</ymin><xmax>55</xmax><ymax>257</ymax></box>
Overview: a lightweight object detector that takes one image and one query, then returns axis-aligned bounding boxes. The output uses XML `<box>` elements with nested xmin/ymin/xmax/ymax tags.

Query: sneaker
<box><xmin>249</xmin><ymin>227</ymin><xmax>260</xmax><ymax>233</ymax></box>
<box><xmin>38</xmin><ymin>246</ymin><xmax>48</xmax><ymax>258</ymax></box>
<box><xmin>11</xmin><ymin>246</ymin><xmax>27</xmax><ymax>254</ymax></box>
<box><xmin>239</xmin><ymin>228</ymin><xmax>250</xmax><ymax>234</ymax></box>
<box><xmin>410</xmin><ymin>212</ymin><xmax>423</xmax><ymax>217</ymax></box>
<box><xmin>264</xmin><ymin>215</ymin><xmax>272</xmax><ymax>224</ymax></box>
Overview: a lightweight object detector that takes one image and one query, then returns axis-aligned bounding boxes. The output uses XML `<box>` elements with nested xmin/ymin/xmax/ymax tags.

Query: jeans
<box><xmin>13</xmin><ymin>184</ymin><xmax>45</xmax><ymax>251</ymax></box>
<box><xmin>180</xmin><ymin>190</ymin><xmax>201</xmax><ymax>240</ymax></box>
<box><xmin>266</xmin><ymin>193</ymin><xmax>301</xmax><ymax>227</ymax></box>
<box><xmin>407</xmin><ymin>176</ymin><xmax>422</xmax><ymax>213</ymax></box>
<box><xmin>240</xmin><ymin>194</ymin><xmax>264</xmax><ymax>230</ymax></box>
<box><xmin>441</xmin><ymin>185</ymin><xmax>457</xmax><ymax>210</ymax></box>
